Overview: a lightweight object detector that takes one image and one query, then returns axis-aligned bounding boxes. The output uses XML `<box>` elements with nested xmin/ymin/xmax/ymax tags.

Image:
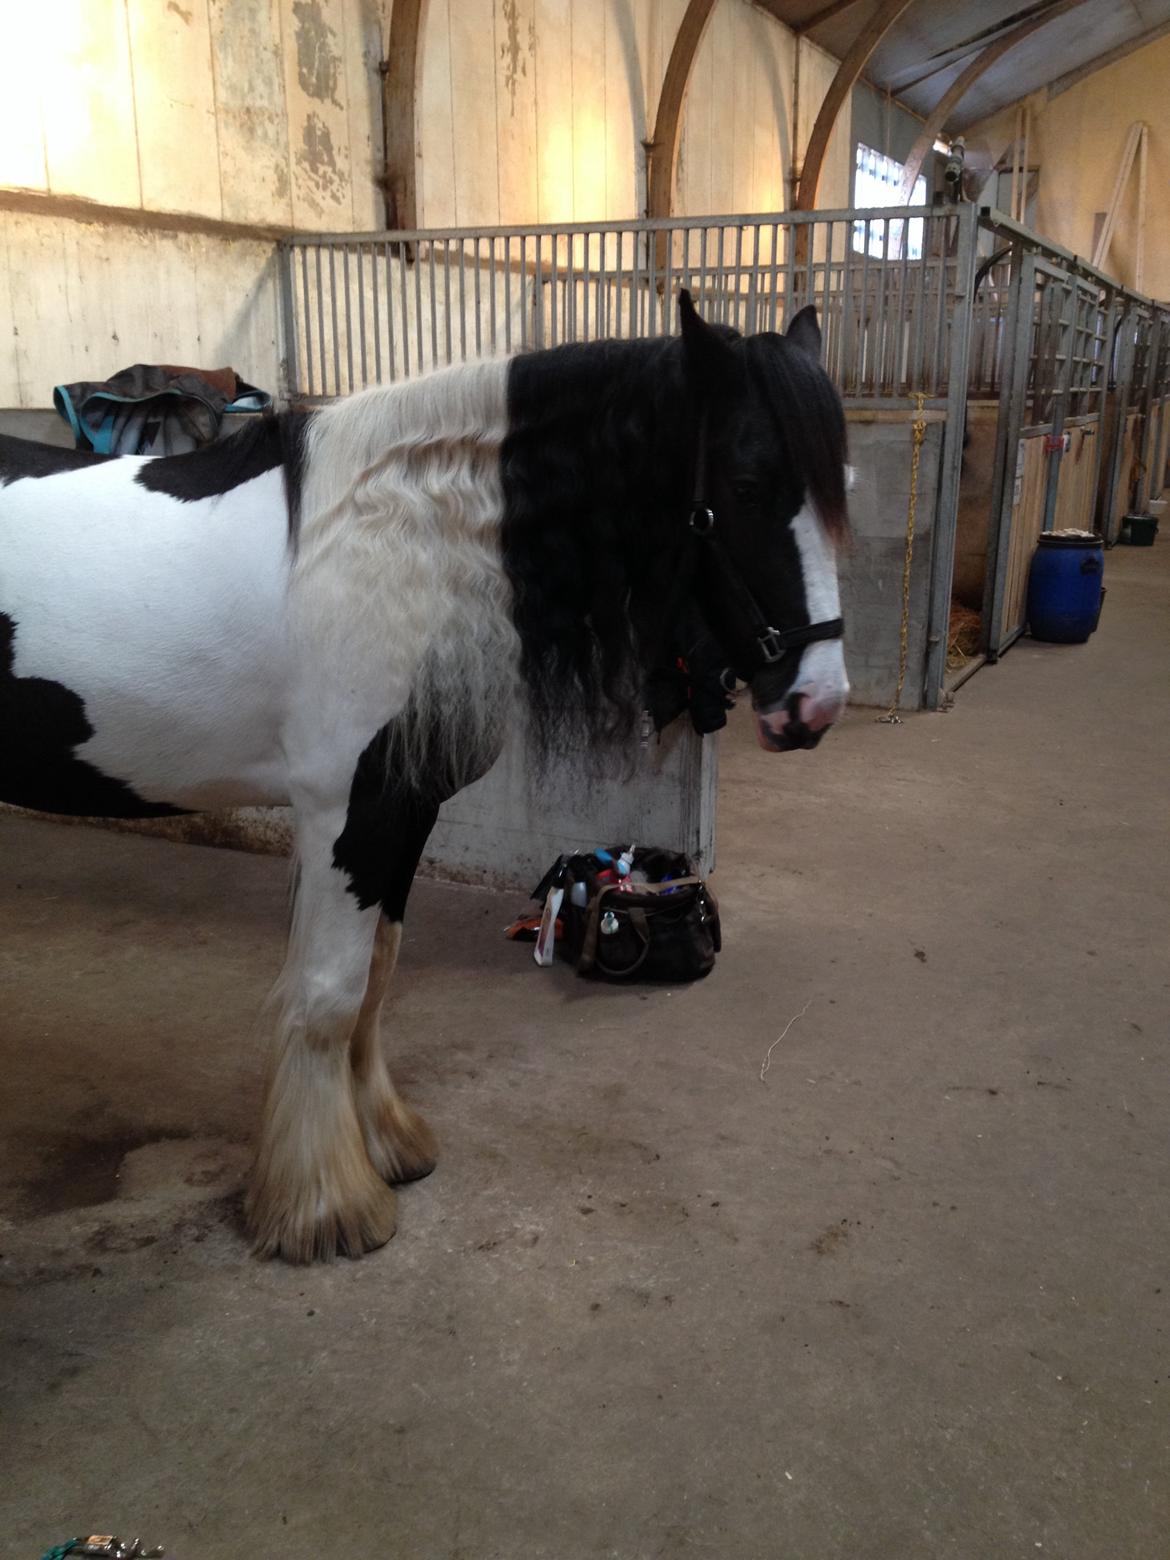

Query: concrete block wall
<box><xmin>839</xmin><ymin>414</ymin><xmax>944</xmax><ymax>712</ymax></box>
<box><xmin>6</xmin><ymin>719</ymin><xmax>716</xmax><ymax>895</ymax></box>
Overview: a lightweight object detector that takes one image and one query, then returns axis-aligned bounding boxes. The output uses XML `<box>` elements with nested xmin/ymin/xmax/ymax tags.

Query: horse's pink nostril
<box><xmin>797</xmin><ymin>691</ymin><xmax>845</xmax><ymax>732</ymax></box>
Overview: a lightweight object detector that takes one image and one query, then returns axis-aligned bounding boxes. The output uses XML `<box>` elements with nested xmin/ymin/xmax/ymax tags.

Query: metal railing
<box><xmin>280</xmin><ymin>206</ymin><xmax>973</xmax><ymax>406</ymax></box>
<box><xmin>977</xmin><ymin>209</ymin><xmax>1170</xmax><ymax>659</ymax></box>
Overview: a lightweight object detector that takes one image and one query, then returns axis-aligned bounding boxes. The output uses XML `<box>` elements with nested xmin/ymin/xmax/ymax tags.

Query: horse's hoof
<box><xmin>245</xmin><ymin>1176</ymin><xmax>398</xmax><ymax>1263</ymax></box>
<box><xmin>363</xmin><ymin>1103</ymin><xmax>439</xmax><ymax>1186</ymax></box>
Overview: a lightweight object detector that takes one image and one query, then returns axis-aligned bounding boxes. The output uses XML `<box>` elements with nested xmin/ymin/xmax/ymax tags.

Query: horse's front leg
<box><xmin>350</xmin><ymin>914</ymin><xmax>439</xmax><ymax>1185</ymax></box>
<box><xmin>246</xmin><ymin>803</ymin><xmax>395</xmax><ymax>1263</ymax></box>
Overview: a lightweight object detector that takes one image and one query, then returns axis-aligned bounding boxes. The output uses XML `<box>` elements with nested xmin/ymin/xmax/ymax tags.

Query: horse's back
<box><xmin>1</xmin><ymin>429</ymin><xmax>295</xmax><ymax>815</ymax></box>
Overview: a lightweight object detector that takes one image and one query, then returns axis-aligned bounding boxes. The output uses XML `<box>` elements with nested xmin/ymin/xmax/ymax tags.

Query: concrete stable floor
<box><xmin>1</xmin><ymin>545</ymin><xmax>1167</xmax><ymax>1560</ymax></box>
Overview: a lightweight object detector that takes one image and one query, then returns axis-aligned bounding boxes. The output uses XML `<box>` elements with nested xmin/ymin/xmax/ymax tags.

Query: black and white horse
<box><xmin>0</xmin><ymin>295</ymin><xmax>849</xmax><ymax>1261</ymax></box>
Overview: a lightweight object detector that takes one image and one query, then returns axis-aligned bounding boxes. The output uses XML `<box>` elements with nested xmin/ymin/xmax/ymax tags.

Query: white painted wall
<box><xmin>0</xmin><ymin>213</ymin><xmax>283</xmax><ymax>408</ymax></box>
<box><xmin>0</xmin><ymin>0</ymin><xmax>389</xmax><ymax>231</ymax></box>
<box><xmin>417</xmin><ymin>0</ymin><xmax>852</xmax><ymax>228</ymax></box>
<box><xmin>0</xmin><ymin>1</ymin><xmax>861</xmax><ymax>409</ymax></box>
<box><xmin>0</xmin><ymin>0</ymin><xmax>390</xmax><ymax>408</ymax></box>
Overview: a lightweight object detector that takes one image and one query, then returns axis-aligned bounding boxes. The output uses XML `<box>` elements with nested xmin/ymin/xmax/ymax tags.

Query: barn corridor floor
<box><xmin>2</xmin><ymin>542</ymin><xmax>1167</xmax><ymax>1560</ymax></box>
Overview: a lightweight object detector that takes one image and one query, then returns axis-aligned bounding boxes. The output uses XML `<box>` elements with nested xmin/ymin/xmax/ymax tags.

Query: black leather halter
<box><xmin>684</xmin><ymin>411</ymin><xmax>844</xmax><ymax>681</ymax></box>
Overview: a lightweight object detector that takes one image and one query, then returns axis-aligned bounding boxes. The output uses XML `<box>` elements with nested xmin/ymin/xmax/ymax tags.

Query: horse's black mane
<box><xmin>501</xmin><ymin>335</ymin><xmax>678</xmax><ymax>755</ymax></box>
<box><xmin>500</xmin><ymin>327</ymin><xmax>848</xmax><ymax>754</ymax></box>
<box><xmin>135</xmin><ymin>411</ymin><xmax>311</xmax><ymax>538</ymax></box>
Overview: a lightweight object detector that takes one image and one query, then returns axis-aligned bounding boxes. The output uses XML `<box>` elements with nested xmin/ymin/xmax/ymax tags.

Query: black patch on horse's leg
<box><xmin>331</xmin><ymin>725</ymin><xmax>443</xmax><ymax>921</ymax></box>
<box><xmin>0</xmin><ymin>613</ymin><xmax>184</xmax><ymax>818</ymax></box>
<box><xmin>334</xmin><ymin>726</ymin><xmax>449</xmax><ymax>1191</ymax></box>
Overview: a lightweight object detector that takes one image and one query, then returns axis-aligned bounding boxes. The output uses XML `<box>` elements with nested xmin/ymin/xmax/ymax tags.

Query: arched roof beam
<box><xmin>796</xmin><ymin>0</ymin><xmax>866</xmax><ymax>35</ymax></box>
<box><xmin>883</xmin><ymin>0</ymin><xmax>1079</xmax><ymax>96</ymax></box>
<box><xmin>895</xmin><ymin>0</ymin><xmax>1093</xmax><ymax>202</ymax></box>
<box><xmin>794</xmin><ymin>0</ymin><xmax>918</xmax><ymax>212</ymax></box>
<box><xmin>646</xmin><ymin>0</ymin><xmax>719</xmax><ymax>220</ymax></box>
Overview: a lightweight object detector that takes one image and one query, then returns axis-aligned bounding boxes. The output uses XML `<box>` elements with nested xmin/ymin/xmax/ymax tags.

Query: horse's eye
<box><xmin>732</xmin><ymin>479</ymin><xmax>758</xmax><ymax>503</ymax></box>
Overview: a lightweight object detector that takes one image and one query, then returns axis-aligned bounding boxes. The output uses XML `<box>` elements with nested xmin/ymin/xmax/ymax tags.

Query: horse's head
<box><xmin>678</xmin><ymin>293</ymin><xmax>849</xmax><ymax>752</ymax></box>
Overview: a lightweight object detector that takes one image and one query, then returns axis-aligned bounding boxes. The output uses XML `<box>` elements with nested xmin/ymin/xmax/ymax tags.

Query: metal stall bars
<box><xmin>1100</xmin><ymin>299</ymin><xmax>1147</xmax><ymax>543</ymax></box>
<box><xmin>280</xmin><ymin>207</ymin><xmax>968</xmax><ymax>407</ymax></box>
<box><xmin>1146</xmin><ymin>317</ymin><xmax>1170</xmax><ymax>510</ymax></box>
<box><xmin>975</xmin><ymin>208</ymin><xmax>1170</xmax><ymax>656</ymax></box>
<box><xmin>1130</xmin><ymin>307</ymin><xmax>1169</xmax><ymax>519</ymax></box>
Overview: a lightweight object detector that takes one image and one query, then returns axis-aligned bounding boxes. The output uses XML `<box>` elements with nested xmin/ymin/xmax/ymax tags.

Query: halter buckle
<box><xmin>688</xmin><ymin>504</ymin><xmax>716</xmax><ymax>536</ymax></box>
<box><xmin>757</xmin><ymin>626</ymin><xmax>788</xmax><ymax>663</ymax></box>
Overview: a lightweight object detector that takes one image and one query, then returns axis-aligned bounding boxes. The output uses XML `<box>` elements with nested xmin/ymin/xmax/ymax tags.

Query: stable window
<box><xmin>853</xmin><ymin>143</ymin><xmax>926</xmax><ymax>259</ymax></box>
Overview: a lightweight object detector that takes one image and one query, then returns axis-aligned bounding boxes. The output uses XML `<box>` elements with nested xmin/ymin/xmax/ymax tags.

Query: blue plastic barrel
<box><xmin>1027</xmin><ymin>531</ymin><xmax>1105</xmax><ymax>643</ymax></box>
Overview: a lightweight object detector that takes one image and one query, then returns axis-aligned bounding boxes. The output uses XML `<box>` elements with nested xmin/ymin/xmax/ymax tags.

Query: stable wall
<box><xmin>0</xmin><ymin>2</ymin><xmax>929</xmax><ymax>887</ymax></box>
<box><xmin>0</xmin><ymin>0</ymin><xmax>390</xmax><ymax>408</ymax></box>
<box><xmin>0</xmin><ymin>0</ymin><xmax>863</xmax><ymax>409</ymax></box>
<box><xmin>965</xmin><ymin>34</ymin><xmax>1170</xmax><ymax>300</ymax></box>
<box><xmin>416</xmin><ymin>0</ymin><xmax>852</xmax><ymax>227</ymax></box>
<box><xmin>0</xmin><ymin>0</ymin><xmax>390</xmax><ymax>231</ymax></box>
<box><xmin>0</xmin><ymin>213</ymin><xmax>283</xmax><ymax>409</ymax></box>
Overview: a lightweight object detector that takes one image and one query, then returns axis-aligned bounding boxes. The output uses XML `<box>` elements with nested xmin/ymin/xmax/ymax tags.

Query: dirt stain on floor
<box><xmin>14</xmin><ymin>1125</ymin><xmax>191</xmax><ymax>1220</ymax></box>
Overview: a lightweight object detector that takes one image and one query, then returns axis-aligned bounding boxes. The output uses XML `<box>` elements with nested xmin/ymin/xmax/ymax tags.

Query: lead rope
<box><xmin>877</xmin><ymin>392</ymin><xmax>928</xmax><ymax>725</ymax></box>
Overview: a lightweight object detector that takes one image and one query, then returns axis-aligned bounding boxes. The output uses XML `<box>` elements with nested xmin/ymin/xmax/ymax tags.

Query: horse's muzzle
<box><xmin>754</xmin><ymin>689</ymin><xmax>844</xmax><ymax>752</ymax></box>
<box><xmin>756</xmin><ymin>718</ymin><xmax>825</xmax><ymax>752</ymax></box>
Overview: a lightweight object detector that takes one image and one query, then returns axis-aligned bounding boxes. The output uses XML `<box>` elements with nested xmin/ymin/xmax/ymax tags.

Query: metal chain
<box><xmin>877</xmin><ymin>392</ymin><xmax>929</xmax><ymax>725</ymax></box>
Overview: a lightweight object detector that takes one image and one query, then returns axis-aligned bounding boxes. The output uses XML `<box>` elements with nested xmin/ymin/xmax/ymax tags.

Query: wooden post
<box><xmin>1009</xmin><ymin>107</ymin><xmax>1022</xmax><ymax>222</ymax></box>
<box><xmin>1136</xmin><ymin>123</ymin><xmax>1148</xmax><ymax>293</ymax></box>
<box><xmin>646</xmin><ymin>0</ymin><xmax>719</xmax><ymax>221</ymax></box>
<box><xmin>1091</xmin><ymin>122</ymin><xmax>1144</xmax><ymax>272</ymax></box>
<box><xmin>382</xmin><ymin>0</ymin><xmax>425</xmax><ymax>232</ymax></box>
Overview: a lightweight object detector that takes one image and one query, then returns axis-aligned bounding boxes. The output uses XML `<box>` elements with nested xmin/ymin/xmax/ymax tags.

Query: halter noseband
<box><xmin>685</xmin><ymin>410</ymin><xmax>844</xmax><ymax>679</ymax></box>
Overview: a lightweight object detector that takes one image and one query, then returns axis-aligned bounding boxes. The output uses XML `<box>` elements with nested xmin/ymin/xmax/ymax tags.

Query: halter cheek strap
<box><xmin>686</xmin><ymin>412</ymin><xmax>843</xmax><ymax>678</ymax></box>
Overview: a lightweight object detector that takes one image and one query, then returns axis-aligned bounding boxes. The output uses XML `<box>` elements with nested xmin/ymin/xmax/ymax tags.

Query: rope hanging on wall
<box><xmin>877</xmin><ymin>392</ymin><xmax>928</xmax><ymax>724</ymax></box>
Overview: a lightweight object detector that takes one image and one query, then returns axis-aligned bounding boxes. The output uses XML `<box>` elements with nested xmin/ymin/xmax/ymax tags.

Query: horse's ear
<box><xmin>679</xmin><ymin>290</ymin><xmax>735</xmax><ymax>383</ymax></box>
<box><xmin>785</xmin><ymin>304</ymin><xmax>822</xmax><ymax>361</ymax></box>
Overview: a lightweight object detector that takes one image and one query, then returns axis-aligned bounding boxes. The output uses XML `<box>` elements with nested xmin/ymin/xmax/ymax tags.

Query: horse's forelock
<box><xmin>742</xmin><ymin>332</ymin><xmax>850</xmax><ymax>545</ymax></box>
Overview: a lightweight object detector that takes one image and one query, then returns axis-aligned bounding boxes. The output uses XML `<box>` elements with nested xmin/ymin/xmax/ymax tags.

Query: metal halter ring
<box><xmin>688</xmin><ymin>505</ymin><xmax>716</xmax><ymax>536</ymax></box>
